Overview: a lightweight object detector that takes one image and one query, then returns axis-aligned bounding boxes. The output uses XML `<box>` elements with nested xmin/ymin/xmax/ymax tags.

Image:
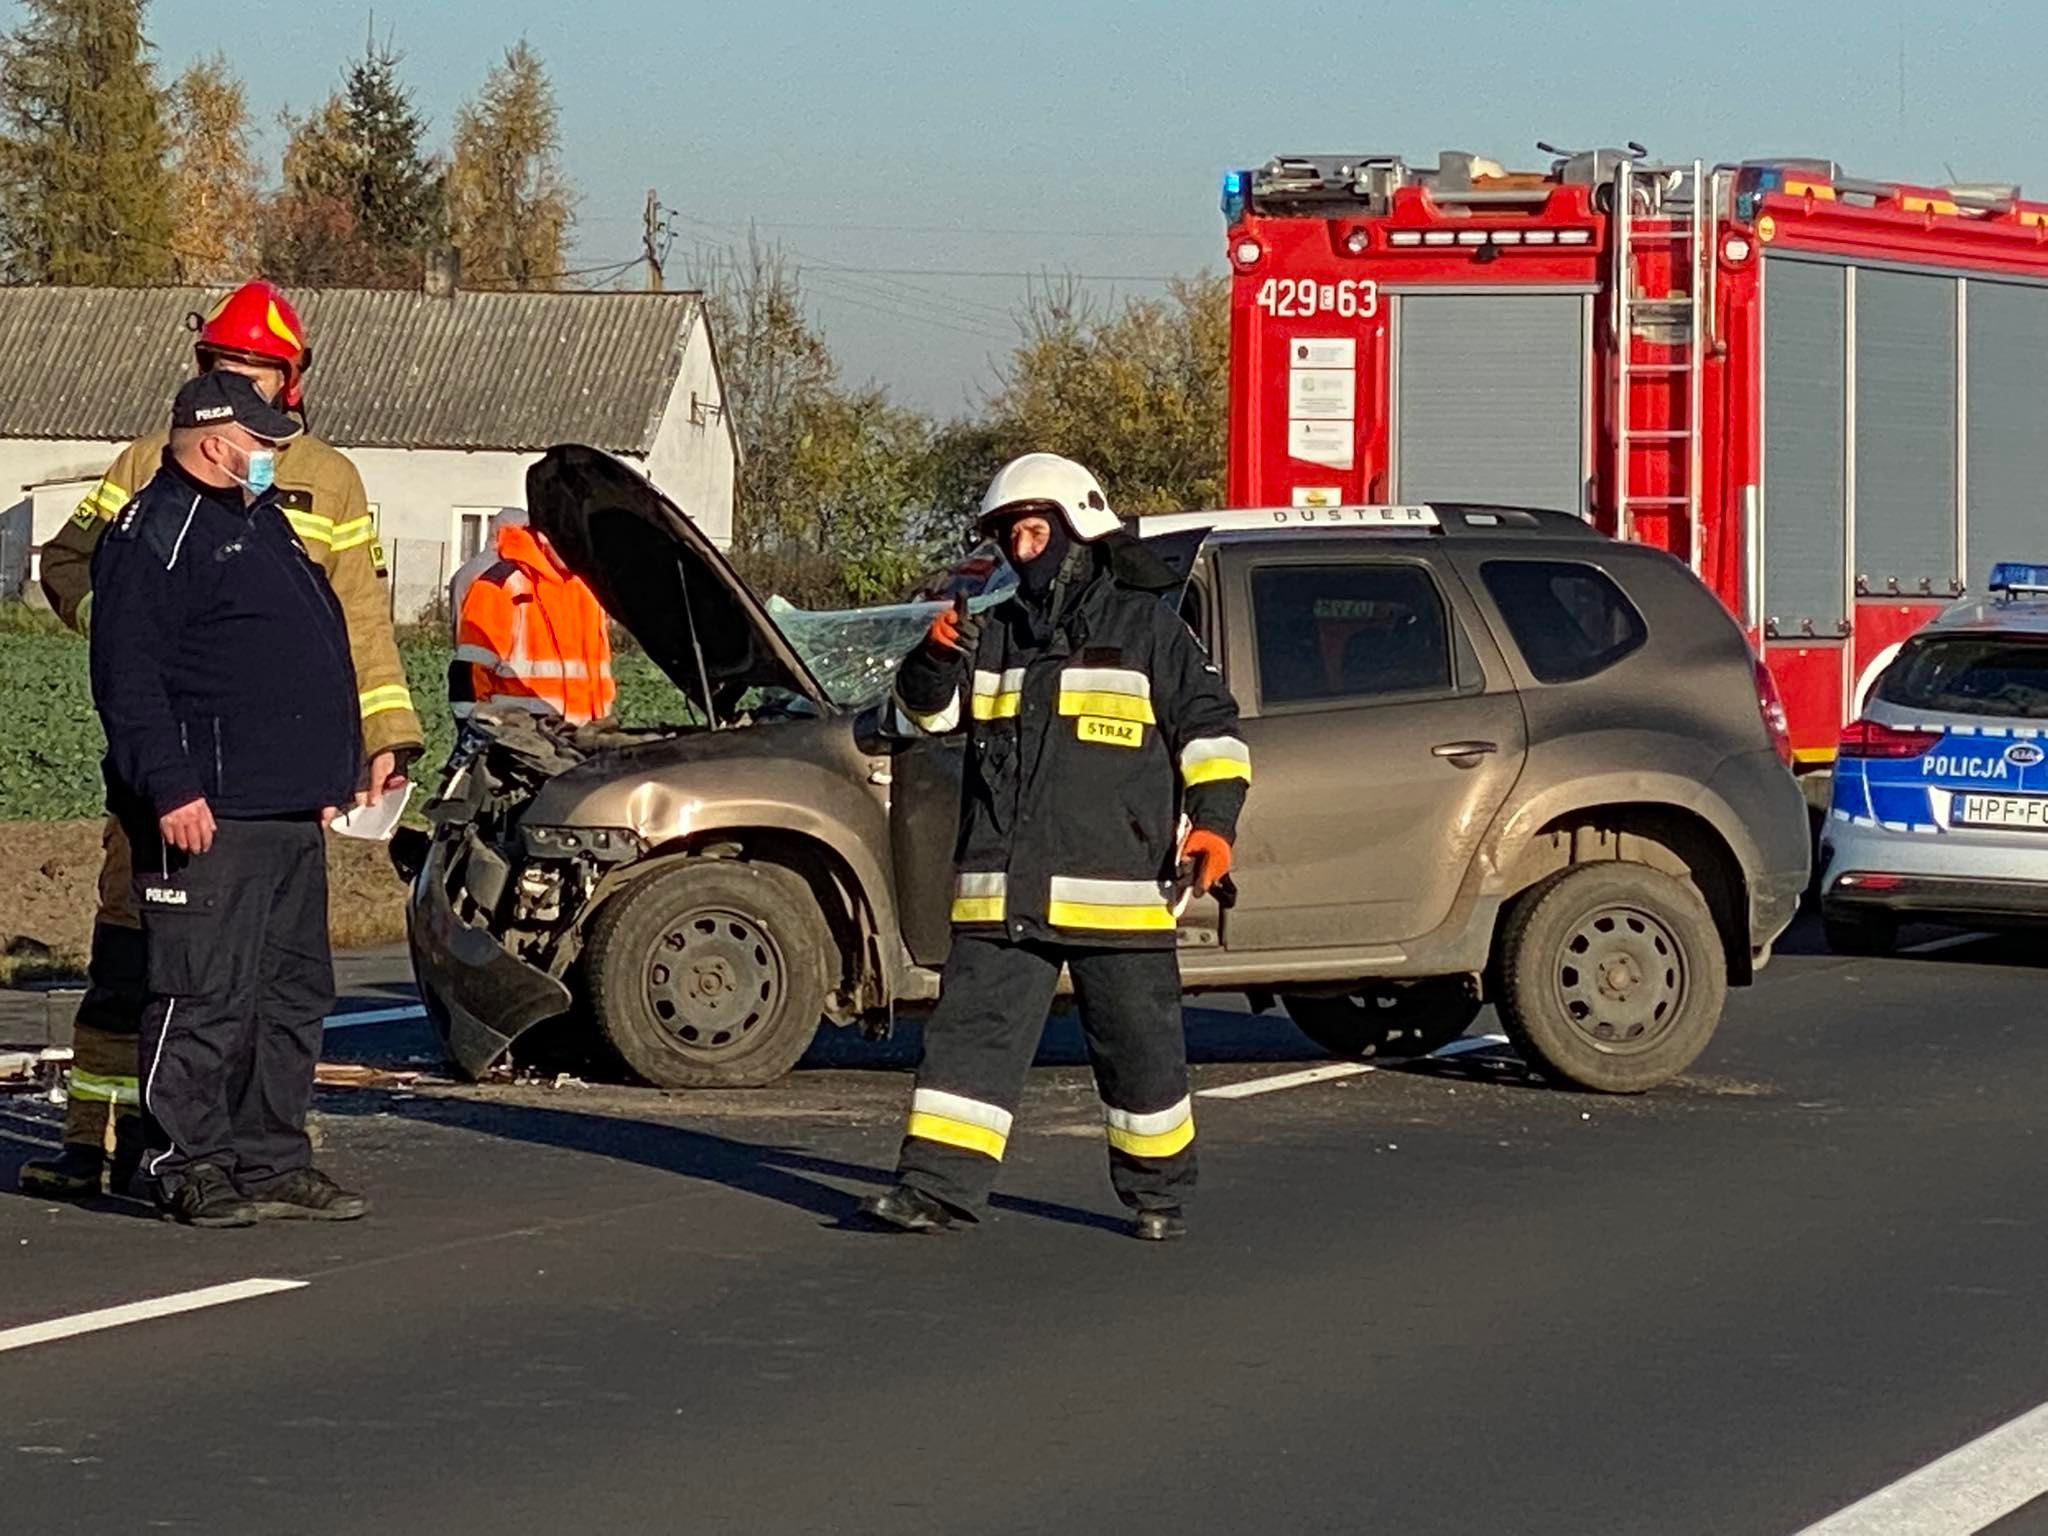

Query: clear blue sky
<box><xmin>117</xmin><ymin>0</ymin><xmax>2048</xmax><ymax>415</ymax></box>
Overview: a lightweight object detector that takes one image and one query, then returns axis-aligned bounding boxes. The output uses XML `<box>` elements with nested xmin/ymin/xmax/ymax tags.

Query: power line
<box><xmin>797</xmin><ymin>278</ymin><xmax>1013</xmax><ymax>343</ymax></box>
<box><xmin>792</xmin><ymin>265</ymin><xmax>1184</xmax><ymax>283</ymax></box>
<box><xmin>678</xmin><ymin>238</ymin><xmax>1015</xmax><ymax>341</ymax></box>
<box><xmin>674</xmin><ymin>216</ymin><xmax>1026</xmax><ymax>330</ymax></box>
<box><xmin>582</xmin><ymin>215</ymin><xmax>1199</xmax><ymax>241</ymax></box>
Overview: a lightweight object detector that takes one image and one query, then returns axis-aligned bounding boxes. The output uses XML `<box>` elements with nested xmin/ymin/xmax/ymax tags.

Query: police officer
<box><xmin>91</xmin><ymin>372</ymin><xmax>366</xmax><ymax>1228</ymax></box>
<box><xmin>24</xmin><ymin>281</ymin><xmax>420</xmax><ymax>1200</ymax></box>
<box><xmin>863</xmin><ymin>455</ymin><xmax>1250</xmax><ymax>1241</ymax></box>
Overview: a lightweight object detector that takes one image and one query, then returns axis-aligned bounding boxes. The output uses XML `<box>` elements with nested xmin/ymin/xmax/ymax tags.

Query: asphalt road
<box><xmin>4</xmin><ymin>923</ymin><xmax>2048</xmax><ymax>1535</ymax></box>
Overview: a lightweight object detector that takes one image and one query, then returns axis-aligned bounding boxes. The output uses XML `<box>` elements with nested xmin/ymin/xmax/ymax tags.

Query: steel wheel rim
<box><xmin>643</xmin><ymin>906</ymin><xmax>784</xmax><ymax>1055</ymax></box>
<box><xmin>1552</xmin><ymin>903</ymin><xmax>1686</xmax><ymax>1055</ymax></box>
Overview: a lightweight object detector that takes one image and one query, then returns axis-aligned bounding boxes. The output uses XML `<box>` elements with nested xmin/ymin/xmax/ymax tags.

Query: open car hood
<box><xmin>526</xmin><ymin>445</ymin><xmax>828</xmax><ymax>718</ymax></box>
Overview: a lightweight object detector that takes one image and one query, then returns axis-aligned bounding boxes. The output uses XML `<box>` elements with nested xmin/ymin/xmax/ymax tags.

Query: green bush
<box><xmin>0</xmin><ymin>623</ymin><xmax>687</xmax><ymax>821</ymax></box>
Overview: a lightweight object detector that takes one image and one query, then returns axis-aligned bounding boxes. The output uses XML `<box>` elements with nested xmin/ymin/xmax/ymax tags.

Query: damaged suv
<box><xmin>408</xmin><ymin>446</ymin><xmax>1808</xmax><ymax>1093</ymax></box>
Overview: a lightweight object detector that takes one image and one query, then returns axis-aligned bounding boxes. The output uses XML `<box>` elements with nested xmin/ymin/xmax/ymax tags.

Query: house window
<box><xmin>454</xmin><ymin>507</ymin><xmax>494</xmax><ymax>563</ymax></box>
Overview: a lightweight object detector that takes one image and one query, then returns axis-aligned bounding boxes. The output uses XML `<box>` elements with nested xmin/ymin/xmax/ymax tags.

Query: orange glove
<box><xmin>924</xmin><ymin>594</ymin><xmax>982</xmax><ymax>658</ymax></box>
<box><xmin>1181</xmin><ymin>829</ymin><xmax>1233</xmax><ymax>895</ymax></box>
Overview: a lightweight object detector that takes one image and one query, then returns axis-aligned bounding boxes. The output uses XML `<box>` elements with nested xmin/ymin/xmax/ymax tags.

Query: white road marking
<box><xmin>0</xmin><ymin>1278</ymin><xmax>308</xmax><ymax>1356</ymax></box>
<box><xmin>1430</xmin><ymin>1033</ymin><xmax>1512</xmax><ymax>1059</ymax></box>
<box><xmin>1199</xmin><ymin>1063</ymin><xmax>1376</xmax><ymax>1100</ymax></box>
<box><xmin>1793</xmin><ymin>1398</ymin><xmax>2048</xmax><ymax>1535</ymax></box>
<box><xmin>1198</xmin><ymin>1035</ymin><xmax>1513</xmax><ymax>1100</ymax></box>
<box><xmin>1900</xmin><ymin>931</ymin><xmax>1996</xmax><ymax>957</ymax></box>
<box><xmin>322</xmin><ymin>1004</ymin><xmax>427</xmax><ymax>1030</ymax></box>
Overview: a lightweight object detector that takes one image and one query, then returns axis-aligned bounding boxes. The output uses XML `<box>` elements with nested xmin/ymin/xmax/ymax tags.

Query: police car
<box><xmin>1821</xmin><ymin>562</ymin><xmax>2048</xmax><ymax>954</ymax></box>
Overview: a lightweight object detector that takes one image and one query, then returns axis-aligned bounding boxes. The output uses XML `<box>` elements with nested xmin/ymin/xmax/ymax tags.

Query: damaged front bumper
<box><xmin>407</xmin><ymin>824</ymin><xmax>573</xmax><ymax>1081</ymax></box>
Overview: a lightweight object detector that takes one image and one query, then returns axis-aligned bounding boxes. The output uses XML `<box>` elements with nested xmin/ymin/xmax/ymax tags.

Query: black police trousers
<box><xmin>897</xmin><ymin>936</ymin><xmax>1195</xmax><ymax>1218</ymax></box>
<box><xmin>132</xmin><ymin>816</ymin><xmax>334</xmax><ymax>1200</ymax></box>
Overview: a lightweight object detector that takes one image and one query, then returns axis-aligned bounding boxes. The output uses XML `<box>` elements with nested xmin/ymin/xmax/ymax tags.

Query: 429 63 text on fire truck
<box><xmin>1220</xmin><ymin>144</ymin><xmax>2048</xmax><ymax>792</ymax></box>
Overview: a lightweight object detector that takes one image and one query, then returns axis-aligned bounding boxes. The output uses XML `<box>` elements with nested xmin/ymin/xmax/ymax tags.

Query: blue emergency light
<box><xmin>1986</xmin><ymin>561</ymin><xmax>2048</xmax><ymax>596</ymax></box>
<box><xmin>1221</xmin><ymin>170</ymin><xmax>1249</xmax><ymax>226</ymax></box>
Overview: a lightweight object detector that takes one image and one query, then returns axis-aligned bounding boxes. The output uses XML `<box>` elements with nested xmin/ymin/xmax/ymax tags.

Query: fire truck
<box><xmin>1220</xmin><ymin>144</ymin><xmax>2048</xmax><ymax>787</ymax></box>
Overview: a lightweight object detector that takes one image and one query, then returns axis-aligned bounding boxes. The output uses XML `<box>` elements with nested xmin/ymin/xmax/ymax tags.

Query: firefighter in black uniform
<box><xmin>863</xmin><ymin>454</ymin><xmax>1251</xmax><ymax>1241</ymax></box>
<box><xmin>89</xmin><ymin>372</ymin><xmax>368</xmax><ymax>1228</ymax></box>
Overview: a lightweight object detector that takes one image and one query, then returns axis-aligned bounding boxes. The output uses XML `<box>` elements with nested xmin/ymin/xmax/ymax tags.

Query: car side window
<box><xmin>1480</xmin><ymin>559</ymin><xmax>1647</xmax><ymax>684</ymax></box>
<box><xmin>1250</xmin><ymin>562</ymin><xmax>1456</xmax><ymax>708</ymax></box>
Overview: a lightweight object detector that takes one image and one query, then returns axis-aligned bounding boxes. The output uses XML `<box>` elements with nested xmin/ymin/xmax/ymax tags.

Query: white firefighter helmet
<box><xmin>976</xmin><ymin>453</ymin><xmax>1119</xmax><ymax>542</ymax></box>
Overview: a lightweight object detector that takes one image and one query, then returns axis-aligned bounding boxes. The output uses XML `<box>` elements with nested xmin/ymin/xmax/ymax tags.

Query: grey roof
<box><xmin>0</xmin><ymin>285</ymin><xmax>703</xmax><ymax>453</ymax></box>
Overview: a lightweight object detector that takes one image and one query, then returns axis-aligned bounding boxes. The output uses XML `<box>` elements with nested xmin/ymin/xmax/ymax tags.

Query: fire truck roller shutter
<box><xmin>1854</xmin><ymin>269</ymin><xmax>1958</xmax><ymax>598</ymax></box>
<box><xmin>1393</xmin><ymin>293</ymin><xmax>1587</xmax><ymax>516</ymax></box>
<box><xmin>1965</xmin><ymin>277</ymin><xmax>2048</xmax><ymax>588</ymax></box>
<box><xmin>1763</xmin><ymin>257</ymin><xmax>1848</xmax><ymax>636</ymax></box>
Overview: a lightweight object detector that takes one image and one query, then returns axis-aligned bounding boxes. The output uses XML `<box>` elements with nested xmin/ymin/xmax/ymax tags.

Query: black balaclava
<box><xmin>1010</xmin><ymin>515</ymin><xmax>1073</xmax><ymax>604</ymax></box>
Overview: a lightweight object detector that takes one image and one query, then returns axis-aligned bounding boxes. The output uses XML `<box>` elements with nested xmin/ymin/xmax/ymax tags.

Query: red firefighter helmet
<box><xmin>190</xmin><ymin>281</ymin><xmax>311</xmax><ymax>410</ymax></box>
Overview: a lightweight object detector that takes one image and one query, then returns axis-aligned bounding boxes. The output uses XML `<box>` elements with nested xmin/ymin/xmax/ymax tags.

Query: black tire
<box><xmin>1822</xmin><ymin>909</ymin><xmax>1898</xmax><ymax>957</ymax></box>
<box><xmin>584</xmin><ymin>860</ymin><xmax>833</xmax><ymax>1088</ymax></box>
<box><xmin>1283</xmin><ymin>982</ymin><xmax>1481</xmax><ymax>1061</ymax></box>
<box><xmin>1496</xmin><ymin>862</ymin><xmax>1727</xmax><ymax>1094</ymax></box>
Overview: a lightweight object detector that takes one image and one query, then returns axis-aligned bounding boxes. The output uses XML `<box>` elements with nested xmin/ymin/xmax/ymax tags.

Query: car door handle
<box><xmin>1431</xmin><ymin>740</ymin><xmax>1499</xmax><ymax>759</ymax></box>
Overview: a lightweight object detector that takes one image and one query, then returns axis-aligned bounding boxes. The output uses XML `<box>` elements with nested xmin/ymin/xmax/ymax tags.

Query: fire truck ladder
<box><xmin>1611</xmin><ymin>157</ymin><xmax>1708</xmax><ymax>570</ymax></box>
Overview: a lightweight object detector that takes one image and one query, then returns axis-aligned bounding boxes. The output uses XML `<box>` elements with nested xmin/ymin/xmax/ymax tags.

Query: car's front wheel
<box><xmin>1495</xmin><ymin>862</ymin><xmax>1727</xmax><ymax>1093</ymax></box>
<box><xmin>1282</xmin><ymin>982</ymin><xmax>1480</xmax><ymax>1061</ymax></box>
<box><xmin>585</xmin><ymin>859</ymin><xmax>833</xmax><ymax>1088</ymax></box>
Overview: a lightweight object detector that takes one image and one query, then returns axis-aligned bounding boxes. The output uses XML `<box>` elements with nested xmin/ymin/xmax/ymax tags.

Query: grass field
<box><xmin>0</xmin><ymin>617</ymin><xmax>692</xmax><ymax>976</ymax></box>
<box><xmin>0</xmin><ymin>625</ymin><xmax>685</xmax><ymax>821</ymax></box>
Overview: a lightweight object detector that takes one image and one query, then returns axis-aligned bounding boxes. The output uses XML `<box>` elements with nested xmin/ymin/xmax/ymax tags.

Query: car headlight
<box><xmin>521</xmin><ymin>825</ymin><xmax>646</xmax><ymax>862</ymax></box>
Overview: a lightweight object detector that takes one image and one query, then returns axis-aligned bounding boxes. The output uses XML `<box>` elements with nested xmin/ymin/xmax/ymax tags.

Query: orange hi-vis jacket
<box><xmin>452</xmin><ymin>523</ymin><xmax>617</xmax><ymax>725</ymax></box>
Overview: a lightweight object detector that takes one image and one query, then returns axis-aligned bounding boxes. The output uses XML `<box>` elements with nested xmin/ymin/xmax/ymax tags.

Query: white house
<box><xmin>0</xmin><ymin>280</ymin><xmax>737</xmax><ymax>618</ymax></box>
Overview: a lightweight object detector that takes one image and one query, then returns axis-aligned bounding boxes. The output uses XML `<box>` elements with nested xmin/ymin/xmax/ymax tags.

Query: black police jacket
<box><xmin>89</xmin><ymin>454</ymin><xmax>362</xmax><ymax>822</ymax></box>
<box><xmin>894</xmin><ymin>545</ymin><xmax>1250</xmax><ymax>950</ymax></box>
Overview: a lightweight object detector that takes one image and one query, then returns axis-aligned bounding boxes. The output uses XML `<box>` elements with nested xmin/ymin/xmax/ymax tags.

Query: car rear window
<box><xmin>1874</xmin><ymin>634</ymin><xmax>2048</xmax><ymax>719</ymax></box>
<box><xmin>1250</xmin><ymin>563</ymin><xmax>1453</xmax><ymax>706</ymax></box>
<box><xmin>1480</xmin><ymin>560</ymin><xmax>1647</xmax><ymax>684</ymax></box>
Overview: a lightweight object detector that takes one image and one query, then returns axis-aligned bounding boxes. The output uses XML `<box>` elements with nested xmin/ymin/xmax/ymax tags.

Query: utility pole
<box><xmin>643</xmin><ymin>189</ymin><xmax>674</xmax><ymax>292</ymax></box>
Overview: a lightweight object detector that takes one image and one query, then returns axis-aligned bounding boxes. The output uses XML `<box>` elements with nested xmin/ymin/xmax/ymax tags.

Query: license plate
<box><xmin>1955</xmin><ymin>792</ymin><xmax>2048</xmax><ymax>830</ymax></box>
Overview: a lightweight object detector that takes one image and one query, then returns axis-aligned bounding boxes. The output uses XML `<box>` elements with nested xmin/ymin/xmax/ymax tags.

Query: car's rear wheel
<box><xmin>1282</xmin><ymin>982</ymin><xmax>1480</xmax><ymax>1061</ymax></box>
<box><xmin>1496</xmin><ymin>863</ymin><xmax>1727</xmax><ymax>1094</ymax></box>
<box><xmin>585</xmin><ymin>860</ymin><xmax>832</xmax><ymax>1088</ymax></box>
<box><xmin>1821</xmin><ymin>909</ymin><xmax>1898</xmax><ymax>957</ymax></box>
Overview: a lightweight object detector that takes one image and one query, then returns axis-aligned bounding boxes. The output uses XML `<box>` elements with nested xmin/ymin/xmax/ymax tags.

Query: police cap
<box><xmin>169</xmin><ymin>370</ymin><xmax>302</xmax><ymax>443</ymax></box>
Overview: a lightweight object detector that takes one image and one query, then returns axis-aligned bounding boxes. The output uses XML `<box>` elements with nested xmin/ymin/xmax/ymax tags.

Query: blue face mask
<box><xmin>239</xmin><ymin>447</ymin><xmax>277</xmax><ymax>494</ymax></box>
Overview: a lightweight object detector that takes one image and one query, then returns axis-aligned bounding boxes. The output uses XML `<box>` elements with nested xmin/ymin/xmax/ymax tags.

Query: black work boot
<box><xmin>1131</xmin><ymin>1207</ymin><xmax>1187</xmax><ymax>1243</ymax></box>
<box><xmin>18</xmin><ymin>1143</ymin><xmax>106</xmax><ymax>1200</ymax></box>
<box><xmin>158</xmin><ymin>1164</ymin><xmax>260</xmax><ymax>1229</ymax></box>
<box><xmin>246</xmin><ymin>1168</ymin><xmax>369</xmax><ymax>1222</ymax></box>
<box><xmin>860</xmin><ymin>1184</ymin><xmax>959</xmax><ymax>1233</ymax></box>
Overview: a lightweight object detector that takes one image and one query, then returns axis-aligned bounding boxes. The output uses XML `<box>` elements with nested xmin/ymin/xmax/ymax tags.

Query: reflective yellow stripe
<box><xmin>1792</xmin><ymin>747</ymin><xmax>1837</xmax><ymax>766</ymax></box>
<box><xmin>907</xmin><ymin>1113</ymin><xmax>1008</xmax><ymax>1158</ymax></box>
<box><xmin>908</xmin><ymin>1090</ymin><xmax>1012</xmax><ymax>1159</ymax></box>
<box><xmin>1047</xmin><ymin>876</ymin><xmax>1175</xmax><ymax>933</ymax></box>
<box><xmin>949</xmin><ymin>871</ymin><xmax>1006</xmax><ymax>925</ymax></box>
<box><xmin>92</xmin><ymin>480</ymin><xmax>128</xmax><ymax>515</ymax></box>
<box><xmin>1104</xmin><ymin>1096</ymin><xmax>1194</xmax><ymax>1158</ymax></box>
<box><xmin>970</xmin><ymin>669</ymin><xmax>1026</xmax><ymax>721</ymax></box>
<box><xmin>359</xmin><ymin>684</ymin><xmax>414</xmax><ymax>719</ymax></box>
<box><xmin>1048</xmin><ymin>900</ymin><xmax>1176</xmax><ymax>932</ymax></box>
<box><xmin>1181</xmin><ymin>735</ymin><xmax>1252</xmax><ymax>786</ymax></box>
<box><xmin>329</xmin><ymin>516</ymin><xmax>375</xmax><ymax>552</ymax></box>
<box><xmin>1107</xmin><ymin>1117</ymin><xmax>1195</xmax><ymax>1158</ymax></box>
<box><xmin>971</xmin><ymin>693</ymin><xmax>1023</xmax><ymax>721</ymax></box>
<box><xmin>69</xmin><ymin>1070</ymin><xmax>140</xmax><ymax>1106</ymax></box>
<box><xmin>1058</xmin><ymin>691</ymin><xmax>1156</xmax><ymax>724</ymax></box>
<box><xmin>286</xmin><ymin>510</ymin><xmax>336</xmax><ymax>544</ymax></box>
